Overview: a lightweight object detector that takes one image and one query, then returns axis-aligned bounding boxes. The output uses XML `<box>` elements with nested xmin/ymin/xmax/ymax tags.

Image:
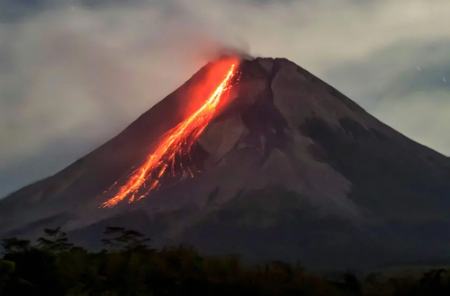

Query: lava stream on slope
<box><xmin>102</xmin><ymin>59</ymin><xmax>239</xmax><ymax>208</ymax></box>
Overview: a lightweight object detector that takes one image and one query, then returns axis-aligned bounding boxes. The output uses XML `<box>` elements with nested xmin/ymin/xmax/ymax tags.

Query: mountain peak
<box><xmin>1</xmin><ymin>57</ymin><xmax>450</xmax><ymax>269</ymax></box>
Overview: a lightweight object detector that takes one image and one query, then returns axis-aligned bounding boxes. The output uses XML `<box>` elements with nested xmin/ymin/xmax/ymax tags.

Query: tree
<box><xmin>102</xmin><ymin>226</ymin><xmax>151</xmax><ymax>251</ymax></box>
<box><xmin>1</xmin><ymin>238</ymin><xmax>31</xmax><ymax>254</ymax></box>
<box><xmin>37</xmin><ymin>227</ymin><xmax>73</xmax><ymax>252</ymax></box>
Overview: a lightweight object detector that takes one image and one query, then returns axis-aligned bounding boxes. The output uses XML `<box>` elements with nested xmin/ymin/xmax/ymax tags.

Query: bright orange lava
<box><xmin>102</xmin><ymin>60</ymin><xmax>239</xmax><ymax>208</ymax></box>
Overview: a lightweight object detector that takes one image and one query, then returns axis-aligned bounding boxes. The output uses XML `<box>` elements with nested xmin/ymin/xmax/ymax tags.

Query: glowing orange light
<box><xmin>102</xmin><ymin>60</ymin><xmax>239</xmax><ymax>208</ymax></box>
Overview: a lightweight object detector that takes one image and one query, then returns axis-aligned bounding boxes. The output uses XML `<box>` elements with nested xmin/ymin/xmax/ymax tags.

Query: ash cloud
<box><xmin>1</xmin><ymin>0</ymin><xmax>450</xmax><ymax>197</ymax></box>
<box><xmin>0</xmin><ymin>1</ymin><xmax>227</xmax><ymax>197</ymax></box>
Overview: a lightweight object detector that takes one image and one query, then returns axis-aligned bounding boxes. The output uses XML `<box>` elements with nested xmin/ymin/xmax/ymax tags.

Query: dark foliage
<box><xmin>37</xmin><ymin>227</ymin><xmax>73</xmax><ymax>252</ymax></box>
<box><xmin>1</xmin><ymin>228</ymin><xmax>450</xmax><ymax>295</ymax></box>
<box><xmin>102</xmin><ymin>226</ymin><xmax>151</xmax><ymax>252</ymax></box>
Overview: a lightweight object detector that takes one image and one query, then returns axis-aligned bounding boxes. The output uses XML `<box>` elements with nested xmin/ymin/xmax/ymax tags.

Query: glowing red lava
<box><xmin>102</xmin><ymin>59</ymin><xmax>239</xmax><ymax>208</ymax></box>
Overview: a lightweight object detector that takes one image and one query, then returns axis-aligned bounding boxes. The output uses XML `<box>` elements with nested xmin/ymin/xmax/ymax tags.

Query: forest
<box><xmin>1</xmin><ymin>227</ymin><xmax>449</xmax><ymax>295</ymax></box>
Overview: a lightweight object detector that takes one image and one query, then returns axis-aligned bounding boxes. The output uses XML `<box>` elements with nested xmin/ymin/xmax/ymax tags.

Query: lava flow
<box><xmin>102</xmin><ymin>59</ymin><xmax>239</xmax><ymax>208</ymax></box>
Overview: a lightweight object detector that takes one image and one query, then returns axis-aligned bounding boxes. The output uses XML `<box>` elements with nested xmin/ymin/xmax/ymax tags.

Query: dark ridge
<box><xmin>300</xmin><ymin>117</ymin><xmax>450</xmax><ymax>221</ymax></box>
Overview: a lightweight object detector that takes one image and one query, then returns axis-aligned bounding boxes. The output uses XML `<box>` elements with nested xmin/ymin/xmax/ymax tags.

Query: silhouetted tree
<box><xmin>102</xmin><ymin>226</ymin><xmax>151</xmax><ymax>251</ymax></box>
<box><xmin>343</xmin><ymin>272</ymin><xmax>362</xmax><ymax>296</ymax></box>
<box><xmin>4</xmin><ymin>226</ymin><xmax>450</xmax><ymax>295</ymax></box>
<box><xmin>1</xmin><ymin>238</ymin><xmax>31</xmax><ymax>254</ymax></box>
<box><xmin>418</xmin><ymin>268</ymin><xmax>450</xmax><ymax>295</ymax></box>
<box><xmin>37</xmin><ymin>227</ymin><xmax>73</xmax><ymax>252</ymax></box>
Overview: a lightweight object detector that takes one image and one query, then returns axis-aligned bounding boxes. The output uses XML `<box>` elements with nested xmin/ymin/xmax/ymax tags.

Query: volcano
<box><xmin>1</xmin><ymin>57</ymin><xmax>450</xmax><ymax>269</ymax></box>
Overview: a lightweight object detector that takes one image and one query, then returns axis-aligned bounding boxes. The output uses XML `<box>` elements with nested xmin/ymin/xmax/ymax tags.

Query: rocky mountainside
<box><xmin>1</xmin><ymin>57</ymin><xmax>450</xmax><ymax>269</ymax></box>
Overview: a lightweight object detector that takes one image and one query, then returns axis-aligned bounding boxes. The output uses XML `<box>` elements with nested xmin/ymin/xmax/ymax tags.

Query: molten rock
<box><xmin>1</xmin><ymin>57</ymin><xmax>450</xmax><ymax>269</ymax></box>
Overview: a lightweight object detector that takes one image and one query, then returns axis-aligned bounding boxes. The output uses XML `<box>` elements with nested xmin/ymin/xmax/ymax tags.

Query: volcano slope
<box><xmin>1</xmin><ymin>57</ymin><xmax>450</xmax><ymax>269</ymax></box>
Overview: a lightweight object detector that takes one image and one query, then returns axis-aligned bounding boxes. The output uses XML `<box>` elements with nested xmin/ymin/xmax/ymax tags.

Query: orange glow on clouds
<box><xmin>102</xmin><ymin>58</ymin><xmax>239</xmax><ymax>208</ymax></box>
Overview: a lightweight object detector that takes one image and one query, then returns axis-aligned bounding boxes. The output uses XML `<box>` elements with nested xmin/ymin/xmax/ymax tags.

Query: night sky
<box><xmin>1</xmin><ymin>0</ymin><xmax>449</xmax><ymax>198</ymax></box>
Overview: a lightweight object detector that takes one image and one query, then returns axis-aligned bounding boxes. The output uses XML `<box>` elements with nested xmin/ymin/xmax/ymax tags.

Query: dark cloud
<box><xmin>0</xmin><ymin>0</ymin><xmax>55</xmax><ymax>22</ymax></box>
<box><xmin>0</xmin><ymin>0</ymin><xmax>449</xmax><ymax>197</ymax></box>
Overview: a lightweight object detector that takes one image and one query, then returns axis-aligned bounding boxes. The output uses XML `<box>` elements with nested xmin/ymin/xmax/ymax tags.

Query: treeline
<box><xmin>0</xmin><ymin>227</ymin><xmax>449</xmax><ymax>295</ymax></box>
